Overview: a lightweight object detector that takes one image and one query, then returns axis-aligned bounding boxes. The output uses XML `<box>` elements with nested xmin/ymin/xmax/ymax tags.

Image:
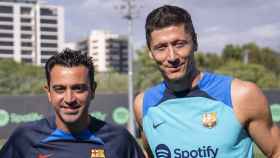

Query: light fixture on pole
<box><xmin>114</xmin><ymin>0</ymin><xmax>141</xmax><ymax>136</ymax></box>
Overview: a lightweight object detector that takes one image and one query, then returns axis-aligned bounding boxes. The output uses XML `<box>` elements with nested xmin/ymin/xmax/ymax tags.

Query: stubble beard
<box><xmin>163</xmin><ymin>53</ymin><xmax>199</xmax><ymax>93</ymax></box>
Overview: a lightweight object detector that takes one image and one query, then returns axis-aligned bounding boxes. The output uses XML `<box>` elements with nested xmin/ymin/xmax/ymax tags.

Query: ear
<box><xmin>44</xmin><ymin>84</ymin><xmax>51</xmax><ymax>102</ymax></box>
<box><xmin>193</xmin><ymin>44</ymin><xmax>198</xmax><ymax>52</ymax></box>
<box><xmin>148</xmin><ymin>50</ymin><xmax>155</xmax><ymax>60</ymax></box>
<box><xmin>90</xmin><ymin>81</ymin><xmax>97</xmax><ymax>100</ymax></box>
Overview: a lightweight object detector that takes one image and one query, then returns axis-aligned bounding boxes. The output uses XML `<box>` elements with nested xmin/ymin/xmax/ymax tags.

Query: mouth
<box><xmin>167</xmin><ymin>66</ymin><xmax>181</xmax><ymax>73</ymax></box>
<box><xmin>165</xmin><ymin>63</ymin><xmax>184</xmax><ymax>73</ymax></box>
<box><xmin>61</xmin><ymin>105</ymin><xmax>81</xmax><ymax>114</ymax></box>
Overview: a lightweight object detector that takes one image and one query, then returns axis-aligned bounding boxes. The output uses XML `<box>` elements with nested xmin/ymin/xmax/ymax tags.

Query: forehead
<box><xmin>49</xmin><ymin>65</ymin><xmax>89</xmax><ymax>84</ymax></box>
<box><xmin>150</xmin><ymin>24</ymin><xmax>192</xmax><ymax>46</ymax></box>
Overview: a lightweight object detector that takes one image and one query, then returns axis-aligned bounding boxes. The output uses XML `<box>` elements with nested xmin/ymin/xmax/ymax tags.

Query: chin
<box><xmin>165</xmin><ymin>72</ymin><xmax>186</xmax><ymax>81</ymax></box>
<box><xmin>61</xmin><ymin>114</ymin><xmax>82</xmax><ymax>124</ymax></box>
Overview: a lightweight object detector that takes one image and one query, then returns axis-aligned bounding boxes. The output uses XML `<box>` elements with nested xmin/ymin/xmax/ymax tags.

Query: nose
<box><xmin>167</xmin><ymin>44</ymin><xmax>176</xmax><ymax>61</ymax></box>
<box><xmin>64</xmin><ymin>89</ymin><xmax>76</xmax><ymax>105</ymax></box>
<box><xmin>167</xmin><ymin>44</ymin><xmax>180</xmax><ymax>66</ymax></box>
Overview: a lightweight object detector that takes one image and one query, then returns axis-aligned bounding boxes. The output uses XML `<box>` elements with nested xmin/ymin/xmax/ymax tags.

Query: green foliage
<box><xmin>95</xmin><ymin>71</ymin><xmax>128</xmax><ymax>93</ymax></box>
<box><xmin>222</xmin><ymin>44</ymin><xmax>243</xmax><ymax>61</ymax></box>
<box><xmin>215</xmin><ymin>60</ymin><xmax>278</xmax><ymax>89</ymax></box>
<box><xmin>133</xmin><ymin>42</ymin><xmax>280</xmax><ymax>91</ymax></box>
<box><xmin>134</xmin><ymin>47</ymin><xmax>162</xmax><ymax>92</ymax></box>
<box><xmin>0</xmin><ymin>59</ymin><xmax>128</xmax><ymax>95</ymax></box>
<box><xmin>195</xmin><ymin>52</ymin><xmax>223</xmax><ymax>71</ymax></box>
<box><xmin>0</xmin><ymin>42</ymin><xmax>279</xmax><ymax>95</ymax></box>
<box><xmin>0</xmin><ymin>59</ymin><xmax>45</xmax><ymax>95</ymax></box>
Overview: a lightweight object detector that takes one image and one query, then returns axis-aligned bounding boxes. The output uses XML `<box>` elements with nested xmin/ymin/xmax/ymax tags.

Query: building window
<box><xmin>40</xmin><ymin>19</ymin><xmax>57</xmax><ymax>24</ymax></box>
<box><xmin>0</xmin><ymin>33</ymin><xmax>13</xmax><ymax>38</ymax></box>
<box><xmin>41</xmin><ymin>51</ymin><xmax>57</xmax><ymax>55</ymax></box>
<box><xmin>21</xmin><ymin>18</ymin><xmax>32</xmax><ymax>23</ymax></box>
<box><xmin>40</xmin><ymin>8</ymin><xmax>57</xmax><ymax>16</ymax></box>
<box><xmin>21</xmin><ymin>42</ymin><xmax>32</xmax><ymax>47</ymax></box>
<box><xmin>41</xmin><ymin>43</ymin><xmax>57</xmax><ymax>48</ymax></box>
<box><xmin>21</xmin><ymin>50</ymin><xmax>32</xmax><ymax>55</ymax></box>
<box><xmin>21</xmin><ymin>34</ymin><xmax>32</xmax><ymax>39</ymax></box>
<box><xmin>41</xmin><ymin>58</ymin><xmax>49</xmax><ymax>63</ymax></box>
<box><xmin>0</xmin><ymin>6</ymin><xmax>13</xmax><ymax>14</ymax></box>
<box><xmin>41</xmin><ymin>35</ymin><xmax>58</xmax><ymax>40</ymax></box>
<box><xmin>0</xmin><ymin>17</ymin><xmax>13</xmax><ymax>22</ymax></box>
<box><xmin>0</xmin><ymin>25</ymin><xmax>13</xmax><ymax>30</ymax></box>
<box><xmin>21</xmin><ymin>26</ymin><xmax>32</xmax><ymax>31</ymax></box>
<box><xmin>20</xmin><ymin>7</ymin><xmax>32</xmax><ymax>15</ymax></box>
<box><xmin>0</xmin><ymin>41</ymin><xmax>13</xmax><ymax>46</ymax></box>
<box><xmin>0</xmin><ymin>49</ymin><xmax>13</xmax><ymax>54</ymax></box>
<box><xmin>40</xmin><ymin>27</ymin><xmax>57</xmax><ymax>32</ymax></box>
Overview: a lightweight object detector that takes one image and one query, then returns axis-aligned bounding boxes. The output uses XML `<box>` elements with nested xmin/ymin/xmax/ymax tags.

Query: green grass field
<box><xmin>0</xmin><ymin>138</ymin><xmax>266</xmax><ymax>157</ymax></box>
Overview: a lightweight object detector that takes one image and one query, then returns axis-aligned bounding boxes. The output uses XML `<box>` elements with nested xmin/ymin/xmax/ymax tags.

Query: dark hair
<box><xmin>45</xmin><ymin>48</ymin><xmax>95</xmax><ymax>90</ymax></box>
<box><xmin>145</xmin><ymin>5</ymin><xmax>198</xmax><ymax>51</ymax></box>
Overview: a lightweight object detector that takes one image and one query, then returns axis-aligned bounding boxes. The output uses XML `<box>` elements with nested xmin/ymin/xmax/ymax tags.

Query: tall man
<box><xmin>134</xmin><ymin>5</ymin><xmax>280</xmax><ymax>158</ymax></box>
<box><xmin>0</xmin><ymin>49</ymin><xmax>144</xmax><ymax>158</ymax></box>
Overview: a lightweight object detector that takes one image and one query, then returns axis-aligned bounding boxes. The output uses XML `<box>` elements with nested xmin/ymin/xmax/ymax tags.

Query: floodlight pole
<box><xmin>120</xmin><ymin>0</ymin><xmax>136</xmax><ymax>136</ymax></box>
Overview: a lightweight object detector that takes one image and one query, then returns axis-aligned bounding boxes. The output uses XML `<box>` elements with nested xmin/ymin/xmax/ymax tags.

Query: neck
<box><xmin>165</xmin><ymin>70</ymin><xmax>200</xmax><ymax>93</ymax></box>
<box><xmin>56</xmin><ymin>115</ymin><xmax>90</xmax><ymax>134</ymax></box>
<box><xmin>165</xmin><ymin>57</ymin><xmax>201</xmax><ymax>92</ymax></box>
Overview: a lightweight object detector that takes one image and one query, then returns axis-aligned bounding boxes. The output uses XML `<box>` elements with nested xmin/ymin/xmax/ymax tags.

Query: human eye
<box><xmin>71</xmin><ymin>84</ymin><xmax>89</xmax><ymax>93</ymax></box>
<box><xmin>52</xmin><ymin>85</ymin><xmax>65</xmax><ymax>94</ymax></box>
<box><xmin>152</xmin><ymin>44</ymin><xmax>167</xmax><ymax>53</ymax></box>
<box><xmin>174</xmin><ymin>40</ymin><xmax>188</xmax><ymax>49</ymax></box>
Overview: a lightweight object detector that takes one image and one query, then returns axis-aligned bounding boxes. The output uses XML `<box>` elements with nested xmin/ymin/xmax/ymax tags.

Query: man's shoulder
<box><xmin>231</xmin><ymin>79</ymin><xmax>269</xmax><ymax>125</ymax></box>
<box><xmin>144</xmin><ymin>82</ymin><xmax>165</xmax><ymax>94</ymax></box>
<box><xmin>13</xmin><ymin>117</ymin><xmax>49</xmax><ymax>135</ymax></box>
<box><xmin>89</xmin><ymin>116</ymin><xmax>133</xmax><ymax>141</ymax></box>
<box><xmin>232</xmin><ymin>79</ymin><xmax>262</xmax><ymax>99</ymax></box>
<box><xmin>7</xmin><ymin>117</ymin><xmax>51</xmax><ymax>145</ymax></box>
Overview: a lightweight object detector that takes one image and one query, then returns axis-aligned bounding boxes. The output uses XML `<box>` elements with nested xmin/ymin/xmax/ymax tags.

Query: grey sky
<box><xmin>47</xmin><ymin>0</ymin><xmax>280</xmax><ymax>53</ymax></box>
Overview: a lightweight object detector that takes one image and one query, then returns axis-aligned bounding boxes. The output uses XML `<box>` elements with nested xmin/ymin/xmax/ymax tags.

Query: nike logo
<box><xmin>153</xmin><ymin>121</ymin><xmax>166</xmax><ymax>129</ymax></box>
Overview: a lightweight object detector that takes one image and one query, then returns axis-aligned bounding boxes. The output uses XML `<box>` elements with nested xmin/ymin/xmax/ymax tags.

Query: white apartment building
<box><xmin>77</xmin><ymin>30</ymin><xmax>128</xmax><ymax>73</ymax></box>
<box><xmin>0</xmin><ymin>0</ymin><xmax>64</xmax><ymax>66</ymax></box>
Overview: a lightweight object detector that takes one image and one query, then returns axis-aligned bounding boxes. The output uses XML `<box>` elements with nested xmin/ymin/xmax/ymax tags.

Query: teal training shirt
<box><xmin>142</xmin><ymin>72</ymin><xmax>253</xmax><ymax>158</ymax></box>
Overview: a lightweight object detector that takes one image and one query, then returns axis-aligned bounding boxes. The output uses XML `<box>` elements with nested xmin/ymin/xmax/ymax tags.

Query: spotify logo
<box><xmin>155</xmin><ymin>144</ymin><xmax>171</xmax><ymax>158</ymax></box>
<box><xmin>112</xmin><ymin>107</ymin><xmax>129</xmax><ymax>125</ymax></box>
<box><xmin>0</xmin><ymin>109</ymin><xmax>9</xmax><ymax>127</ymax></box>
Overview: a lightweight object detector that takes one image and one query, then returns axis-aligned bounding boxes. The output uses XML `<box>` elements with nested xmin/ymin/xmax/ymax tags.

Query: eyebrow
<box><xmin>52</xmin><ymin>85</ymin><xmax>65</xmax><ymax>89</ymax></box>
<box><xmin>71</xmin><ymin>84</ymin><xmax>89</xmax><ymax>90</ymax></box>
<box><xmin>51</xmin><ymin>84</ymin><xmax>89</xmax><ymax>89</ymax></box>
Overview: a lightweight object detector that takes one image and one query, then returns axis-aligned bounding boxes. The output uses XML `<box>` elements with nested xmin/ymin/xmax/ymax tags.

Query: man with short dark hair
<box><xmin>134</xmin><ymin>5</ymin><xmax>280</xmax><ymax>158</ymax></box>
<box><xmin>0</xmin><ymin>49</ymin><xmax>144</xmax><ymax>158</ymax></box>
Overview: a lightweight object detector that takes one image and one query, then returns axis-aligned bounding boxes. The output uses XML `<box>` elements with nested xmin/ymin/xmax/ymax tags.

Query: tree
<box><xmin>134</xmin><ymin>47</ymin><xmax>162</xmax><ymax>92</ymax></box>
<box><xmin>222</xmin><ymin>44</ymin><xmax>243</xmax><ymax>61</ymax></box>
<box><xmin>0</xmin><ymin>59</ymin><xmax>45</xmax><ymax>95</ymax></box>
<box><xmin>195</xmin><ymin>52</ymin><xmax>223</xmax><ymax>71</ymax></box>
<box><xmin>242</xmin><ymin>43</ymin><xmax>280</xmax><ymax>75</ymax></box>
<box><xmin>216</xmin><ymin>60</ymin><xmax>279</xmax><ymax>89</ymax></box>
<box><xmin>95</xmin><ymin>71</ymin><xmax>128</xmax><ymax>93</ymax></box>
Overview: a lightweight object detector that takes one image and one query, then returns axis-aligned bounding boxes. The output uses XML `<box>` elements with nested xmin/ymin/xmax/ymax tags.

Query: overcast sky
<box><xmin>46</xmin><ymin>0</ymin><xmax>280</xmax><ymax>53</ymax></box>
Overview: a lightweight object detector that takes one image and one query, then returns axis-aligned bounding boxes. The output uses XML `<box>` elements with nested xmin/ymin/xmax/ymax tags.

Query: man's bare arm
<box><xmin>134</xmin><ymin>92</ymin><xmax>154</xmax><ymax>158</ymax></box>
<box><xmin>232</xmin><ymin>79</ymin><xmax>280</xmax><ymax>157</ymax></box>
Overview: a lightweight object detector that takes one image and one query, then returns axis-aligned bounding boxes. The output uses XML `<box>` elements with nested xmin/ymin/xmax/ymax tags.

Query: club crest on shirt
<box><xmin>91</xmin><ymin>149</ymin><xmax>105</xmax><ymax>158</ymax></box>
<box><xmin>202</xmin><ymin>112</ymin><xmax>217</xmax><ymax>128</ymax></box>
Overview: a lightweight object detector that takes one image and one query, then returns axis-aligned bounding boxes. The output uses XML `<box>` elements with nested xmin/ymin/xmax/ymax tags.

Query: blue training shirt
<box><xmin>0</xmin><ymin>116</ymin><xmax>144</xmax><ymax>158</ymax></box>
<box><xmin>142</xmin><ymin>72</ymin><xmax>253</xmax><ymax>158</ymax></box>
